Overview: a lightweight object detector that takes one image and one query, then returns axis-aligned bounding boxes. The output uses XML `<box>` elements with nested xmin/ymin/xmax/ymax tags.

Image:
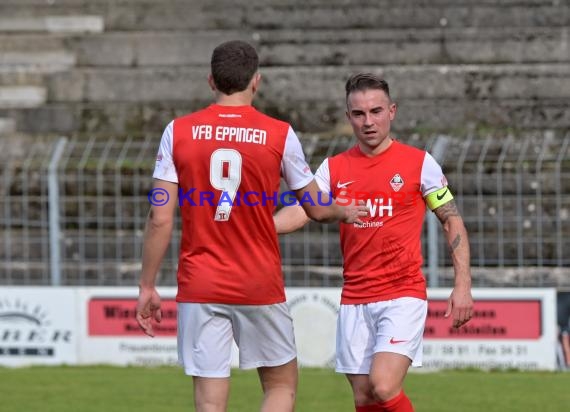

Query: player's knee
<box><xmin>348</xmin><ymin>381</ymin><xmax>375</xmax><ymax>405</ymax></box>
<box><xmin>279</xmin><ymin>386</ymin><xmax>296</xmax><ymax>401</ymax></box>
<box><xmin>264</xmin><ymin>382</ymin><xmax>296</xmax><ymax>397</ymax></box>
<box><xmin>371</xmin><ymin>381</ymin><xmax>400</xmax><ymax>402</ymax></box>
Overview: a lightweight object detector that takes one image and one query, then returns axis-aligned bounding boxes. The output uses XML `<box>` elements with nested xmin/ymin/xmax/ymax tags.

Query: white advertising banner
<box><xmin>77</xmin><ymin>287</ymin><xmax>179</xmax><ymax>366</ymax></box>
<box><xmin>286</xmin><ymin>287</ymin><xmax>557</xmax><ymax>371</ymax></box>
<box><xmin>0</xmin><ymin>287</ymin><xmax>557</xmax><ymax>371</ymax></box>
<box><xmin>77</xmin><ymin>287</ymin><xmax>343</xmax><ymax>368</ymax></box>
<box><xmin>76</xmin><ymin>287</ymin><xmax>334</xmax><ymax>368</ymax></box>
<box><xmin>0</xmin><ymin>287</ymin><xmax>77</xmax><ymax>366</ymax></box>
<box><xmin>422</xmin><ymin>288</ymin><xmax>557</xmax><ymax>371</ymax></box>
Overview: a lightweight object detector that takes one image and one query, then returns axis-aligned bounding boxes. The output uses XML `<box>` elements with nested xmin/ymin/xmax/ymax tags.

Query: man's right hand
<box><xmin>340</xmin><ymin>199</ymin><xmax>369</xmax><ymax>224</ymax></box>
<box><xmin>135</xmin><ymin>286</ymin><xmax>162</xmax><ymax>337</ymax></box>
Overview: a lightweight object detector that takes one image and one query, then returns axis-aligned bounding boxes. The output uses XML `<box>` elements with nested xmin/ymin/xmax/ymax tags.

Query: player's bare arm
<box><xmin>433</xmin><ymin>199</ymin><xmax>474</xmax><ymax>328</ymax></box>
<box><xmin>136</xmin><ymin>179</ymin><xmax>178</xmax><ymax>337</ymax></box>
<box><xmin>294</xmin><ymin>180</ymin><xmax>368</xmax><ymax>225</ymax></box>
<box><xmin>274</xmin><ymin>204</ymin><xmax>310</xmax><ymax>234</ymax></box>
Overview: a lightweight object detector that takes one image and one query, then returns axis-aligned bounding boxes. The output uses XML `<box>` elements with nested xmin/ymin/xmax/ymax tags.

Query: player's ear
<box><xmin>251</xmin><ymin>72</ymin><xmax>261</xmax><ymax>94</ymax></box>
<box><xmin>207</xmin><ymin>74</ymin><xmax>217</xmax><ymax>92</ymax></box>
<box><xmin>389</xmin><ymin>102</ymin><xmax>397</xmax><ymax>121</ymax></box>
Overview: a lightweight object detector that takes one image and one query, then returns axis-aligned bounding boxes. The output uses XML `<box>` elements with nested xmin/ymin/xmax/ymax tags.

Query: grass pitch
<box><xmin>0</xmin><ymin>366</ymin><xmax>568</xmax><ymax>411</ymax></box>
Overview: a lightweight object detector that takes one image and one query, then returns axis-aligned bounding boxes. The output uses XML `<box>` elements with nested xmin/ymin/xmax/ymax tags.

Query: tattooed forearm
<box><xmin>449</xmin><ymin>234</ymin><xmax>461</xmax><ymax>255</ymax></box>
<box><xmin>434</xmin><ymin>200</ymin><xmax>460</xmax><ymax>224</ymax></box>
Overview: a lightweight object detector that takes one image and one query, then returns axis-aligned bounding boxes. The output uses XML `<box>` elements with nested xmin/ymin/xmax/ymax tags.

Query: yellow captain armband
<box><xmin>425</xmin><ymin>186</ymin><xmax>454</xmax><ymax>210</ymax></box>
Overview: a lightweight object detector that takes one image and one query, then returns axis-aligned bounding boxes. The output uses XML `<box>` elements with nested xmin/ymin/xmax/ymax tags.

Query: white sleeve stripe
<box><xmin>281</xmin><ymin>126</ymin><xmax>314</xmax><ymax>190</ymax></box>
<box><xmin>420</xmin><ymin>152</ymin><xmax>446</xmax><ymax>197</ymax></box>
<box><xmin>314</xmin><ymin>158</ymin><xmax>331</xmax><ymax>192</ymax></box>
<box><xmin>152</xmin><ymin>121</ymin><xmax>179</xmax><ymax>183</ymax></box>
<box><xmin>290</xmin><ymin>175</ymin><xmax>315</xmax><ymax>191</ymax></box>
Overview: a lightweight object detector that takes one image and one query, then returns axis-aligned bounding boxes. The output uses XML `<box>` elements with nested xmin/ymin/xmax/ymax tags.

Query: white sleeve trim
<box><xmin>420</xmin><ymin>152</ymin><xmax>446</xmax><ymax>197</ymax></box>
<box><xmin>281</xmin><ymin>126</ymin><xmax>314</xmax><ymax>190</ymax></box>
<box><xmin>152</xmin><ymin>121</ymin><xmax>179</xmax><ymax>183</ymax></box>
<box><xmin>314</xmin><ymin>158</ymin><xmax>331</xmax><ymax>192</ymax></box>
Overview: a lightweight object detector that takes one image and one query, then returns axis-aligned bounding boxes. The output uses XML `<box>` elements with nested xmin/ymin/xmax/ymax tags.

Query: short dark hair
<box><xmin>210</xmin><ymin>40</ymin><xmax>259</xmax><ymax>95</ymax></box>
<box><xmin>345</xmin><ymin>73</ymin><xmax>390</xmax><ymax>102</ymax></box>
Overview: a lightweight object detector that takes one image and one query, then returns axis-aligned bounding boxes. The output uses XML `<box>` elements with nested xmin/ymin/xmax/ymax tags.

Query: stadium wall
<box><xmin>0</xmin><ymin>0</ymin><xmax>569</xmax><ymax>137</ymax></box>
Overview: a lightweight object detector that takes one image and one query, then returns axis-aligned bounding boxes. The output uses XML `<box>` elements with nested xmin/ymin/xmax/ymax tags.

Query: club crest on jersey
<box><xmin>390</xmin><ymin>174</ymin><xmax>404</xmax><ymax>192</ymax></box>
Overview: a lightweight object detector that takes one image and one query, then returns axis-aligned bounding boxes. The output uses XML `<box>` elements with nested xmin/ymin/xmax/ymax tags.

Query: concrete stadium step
<box><xmin>0</xmin><ymin>86</ymin><xmax>46</xmax><ymax>109</ymax></box>
<box><xmin>0</xmin><ymin>0</ymin><xmax>561</xmax><ymax>6</ymax></box>
<box><xmin>69</xmin><ymin>31</ymin><xmax>247</xmax><ymax>67</ymax></box>
<box><xmin>46</xmin><ymin>64</ymin><xmax>570</xmax><ymax>102</ymax></box>
<box><xmin>0</xmin><ymin>15</ymin><xmax>103</xmax><ymax>33</ymax></box>
<box><xmin>324</xmin><ymin>199</ymin><xmax>568</xmax><ymax>235</ymax></box>
<box><xmin>0</xmin><ymin>1</ymin><xmax>567</xmax><ymax>30</ymax></box>
<box><xmin>27</xmin><ymin>63</ymin><xmax>567</xmax><ymax>133</ymax></box>
<box><xmin>54</xmin><ymin>27</ymin><xmax>570</xmax><ymax>67</ymax></box>
<box><xmin>258</xmin><ymin>27</ymin><xmax>570</xmax><ymax>66</ymax></box>
<box><xmin>0</xmin><ymin>0</ymin><xmax>560</xmax><ymax>5</ymax></box>
<box><xmin>0</xmin><ymin>51</ymin><xmax>76</xmax><ymax>74</ymax></box>
<box><xmin>0</xmin><ymin>36</ymin><xmax>76</xmax><ymax>96</ymax></box>
<box><xmin>0</xmin><ymin>117</ymin><xmax>16</xmax><ymax>135</ymax></box>
<box><xmin>0</xmin><ymin>104</ymin><xmax>75</xmax><ymax>134</ymax></box>
<box><xmin>244</xmin><ymin>2</ymin><xmax>570</xmax><ymax>30</ymax></box>
<box><xmin>6</xmin><ymin>98</ymin><xmax>567</xmax><ymax>136</ymax></box>
<box><xmin>0</xmin><ymin>33</ymin><xmax>67</xmax><ymax>51</ymax></box>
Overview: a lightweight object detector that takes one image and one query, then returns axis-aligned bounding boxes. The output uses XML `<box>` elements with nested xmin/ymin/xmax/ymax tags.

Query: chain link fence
<box><xmin>1</xmin><ymin>132</ymin><xmax>569</xmax><ymax>287</ymax></box>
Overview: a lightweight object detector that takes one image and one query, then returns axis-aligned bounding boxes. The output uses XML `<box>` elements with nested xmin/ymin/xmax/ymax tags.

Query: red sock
<box><xmin>376</xmin><ymin>390</ymin><xmax>414</xmax><ymax>412</ymax></box>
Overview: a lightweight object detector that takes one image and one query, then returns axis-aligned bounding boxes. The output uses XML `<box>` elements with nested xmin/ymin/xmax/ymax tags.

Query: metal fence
<box><xmin>0</xmin><ymin>132</ymin><xmax>569</xmax><ymax>288</ymax></box>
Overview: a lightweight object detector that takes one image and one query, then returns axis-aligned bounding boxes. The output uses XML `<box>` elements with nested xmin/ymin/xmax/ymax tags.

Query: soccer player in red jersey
<box><xmin>274</xmin><ymin>73</ymin><xmax>474</xmax><ymax>412</ymax></box>
<box><xmin>135</xmin><ymin>41</ymin><xmax>368</xmax><ymax>412</ymax></box>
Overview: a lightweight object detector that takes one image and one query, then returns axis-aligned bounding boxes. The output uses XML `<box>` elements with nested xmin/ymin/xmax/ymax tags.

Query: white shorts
<box><xmin>177</xmin><ymin>302</ymin><xmax>297</xmax><ymax>378</ymax></box>
<box><xmin>335</xmin><ymin>297</ymin><xmax>427</xmax><ymax>374</ymax></box>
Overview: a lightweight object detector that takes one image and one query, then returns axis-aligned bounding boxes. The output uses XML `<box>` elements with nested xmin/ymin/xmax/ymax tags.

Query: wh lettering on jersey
<box><xmin>365</xmin><ymin>198</ymin><xmax>393</xmax><ymax>217</ymax></box>
<box><xmin>192</xmin><ymin>124</ymin><xmax>267</xmax><ymax>145</ymax></box>
<box><xmin>335</xmin><ymin>189</ymin><xmax>423</xmax><ymax>210</ymax></box>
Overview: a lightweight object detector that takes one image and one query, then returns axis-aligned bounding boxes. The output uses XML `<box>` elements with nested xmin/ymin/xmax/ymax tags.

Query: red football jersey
<box><xmin>315</xmin><ymin>141</ymin><xmax>448</xmax><ymax>304</ymax></box>
<box><xmin>153</xmin><ymin>104</ymin><xmax>313</xmax><ymax>304</ymax></box>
